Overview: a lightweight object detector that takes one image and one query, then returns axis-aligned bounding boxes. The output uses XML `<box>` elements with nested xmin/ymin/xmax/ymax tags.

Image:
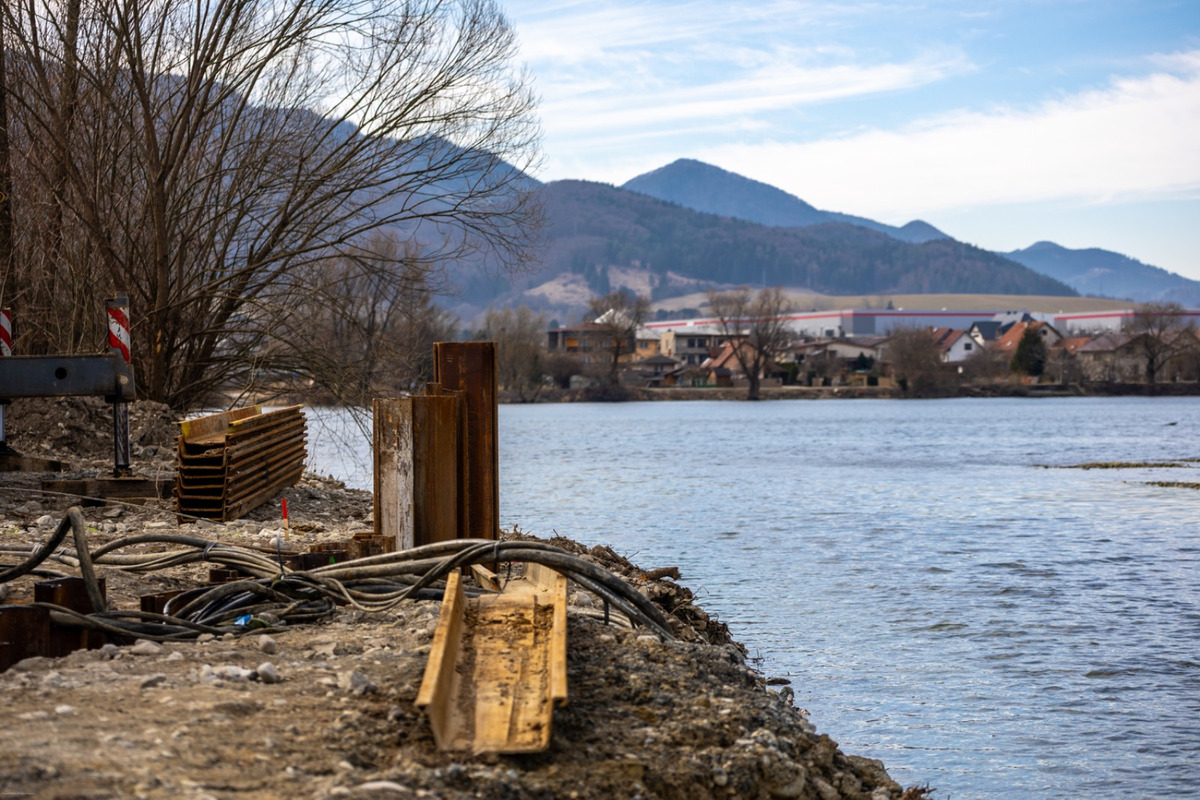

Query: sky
<box><xmin>500</xmin><ymin>0</ymin><xmax>1200</xmax><ymax>280</ymax></box>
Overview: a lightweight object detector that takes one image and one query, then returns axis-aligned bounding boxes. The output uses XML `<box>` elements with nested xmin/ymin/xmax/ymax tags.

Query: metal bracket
<box><xmin>0</xmin><ymin>354</ymin><xmax>136</xmax><ymax>401</ymax></box>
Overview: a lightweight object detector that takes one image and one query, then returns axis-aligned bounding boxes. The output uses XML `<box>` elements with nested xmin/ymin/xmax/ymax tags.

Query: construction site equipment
<box><xmin>0</xmin><ymin>294</ymin><xmax>136</xmax><ymax>474</ymax></box>
<box><xmin>417</xmin><ymin>563</ymin><xmax>568</xmax><ymax>754</ymax></box>
<box><xmin>175</xmin><ymin>405</ymin><xmax>306</xmax><ymax>521</ymax></box>
<box><xmin>433</xmin><ymin>342</ymin><xmax>498</xmax><ymax>540</ymax></box>
<box><xmin>374</xmin><ymin>342</ymin><xmax>498</xmax><ymax>551</ymax></box>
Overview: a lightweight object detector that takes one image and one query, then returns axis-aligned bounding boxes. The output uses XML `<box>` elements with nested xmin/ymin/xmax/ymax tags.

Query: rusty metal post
<box><xmin>105</xmin><ymin>293</ymin><xmax>132</xmax><ymax>476</ymax></box>
<box><xmin>0</xmin><ymin>605</ymin><xmax>51</xmax><ymax>672</ymax></box>
<box><xmin>373</xmin><ymin>395</ymin><xmax>460</xmax><ymax>551</ymax></box>
<box><xmin>433</xmin><ymin>342</ymin><xmax>498</xmax><ymax>541</ymax></box>
<box><xmin>34</xmin><ymin>576</ymin><xmax>108</xmax><ymax>655</ymax></box>
<box><xmin>374</xmin><ymin>398</ymin><xmax>413</xmax><ymax>550</ymax></box>
<box><xmin>426</xmin><ymin>382</ymin><xmax>470</xmax><ymax>540</ymax></box>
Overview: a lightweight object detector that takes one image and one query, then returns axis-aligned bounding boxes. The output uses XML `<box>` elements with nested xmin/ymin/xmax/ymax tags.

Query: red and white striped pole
<box><xmin>105</xmin><ymin>293</ymin><xmax>132</xmax><ymax>476</ymax></box>
<box><xmin>0</xmin><ymin>308</ymin><xmax>11</xmax><ymax>358</ymax></box>
<box><xmin>0</xmin><ymin>308</ymin><xmax>11</xmax><ymax>453</ymax></box>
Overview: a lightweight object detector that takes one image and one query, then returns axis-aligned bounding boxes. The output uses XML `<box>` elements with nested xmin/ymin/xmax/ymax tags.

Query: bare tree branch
<box><xmin>1</xmin><ymin>0</ymin><xmax>540</xmax><ymax>408</ymax></box>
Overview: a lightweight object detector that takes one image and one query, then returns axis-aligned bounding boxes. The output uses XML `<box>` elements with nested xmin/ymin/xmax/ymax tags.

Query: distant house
<box><xmin>546</xmin><ymin>322</ymin><xmax>615</xmax><ymax>365</ymax></box>
<box><xmin>547</xmin><ymin>316</ymin><xmax>652</xmax><ymax>367</ymax></box>
<box><xmin>701</xmin><ymin>340</ymin><xmax>788</xmax><ymax>386</ymax></box>
<box><xmin>1077</xmin><ymin>332</ymin><xmax>1141</xmax><ymax>382</ymax></box>
<box><xmin>1056</xmin><ymin>336</ymin><xmax>1093</xmax><ymax>357</ymax></box>
<box><xmin>659</xmin><ymin>326</ymin><xmax>724</xmax><ymax>365</ymax></box>
<box><xmin>967</xmin><ymin>321</ymin><xmax>1004</xmax><ymax>347</ymax></box>
<box><xmin>634</xmin><ymin>327</ymin><xmax>663</xmax><ymax>360</ymax></box>
<box><xmin>1076</xmin><ymin>329</ymin><xmax>1200</xmax><ymax>383</ymax></box>
<box><xmin>991</xmin><ymin>320</ymin><xmax>1063</xmax><ymax>355</ymax></box>
<box><xmin>930</xmin><ymin>328</ymin><xmax>977</xmax><ymax>363</ymax></box>
<box><xmin>623</xmin><ymin>354</ymin><xmax>680</xmax><ymax>387</ymax></box>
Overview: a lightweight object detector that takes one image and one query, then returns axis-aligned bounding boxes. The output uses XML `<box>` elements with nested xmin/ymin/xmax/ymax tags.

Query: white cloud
<box><xmin>700</xmin><ymin>51</ymin><xmax>1200</xmax><ymax>218</ymax></box>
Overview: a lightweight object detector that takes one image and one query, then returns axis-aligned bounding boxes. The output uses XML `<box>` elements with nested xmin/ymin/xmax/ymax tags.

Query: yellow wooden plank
<box><xmin>416</xmin><ymin>565</ymin><xmax>569</xmax><ymax>755</ymax></box>
<box><xmin>549</xmin><ymin>573</ymin><xmax>568</xmax><ymax>706</ymax></box>
<box><xmin>416</xmin><ymin>571</ymin><xmax>468</xmax><ymax>751</ymax></box>
<box><xmin>179</xmin><ymin>406</ymin><xmax>261</xmax><ymax>443</ymax></box>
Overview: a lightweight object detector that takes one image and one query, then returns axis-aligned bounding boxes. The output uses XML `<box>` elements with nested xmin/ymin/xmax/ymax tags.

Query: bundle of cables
<box><xmin>0</xmin><ymin>507</ymin><xmax>676</xmax><ymax>643</ymax></box>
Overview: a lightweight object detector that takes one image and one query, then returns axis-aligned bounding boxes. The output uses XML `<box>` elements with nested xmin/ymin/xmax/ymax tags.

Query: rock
<box><xmin>258</xmin><ymin>635</ymin><xmax>278</xmax><ymax>655</ymax></box>
<box><xmin>812</xmin><ymin>777</ymin><xmax>840</xmax><ymax>800</ymax></box>
<box><xmin>353</xmin><ymin>781</ymin><xmax>414</xmax><ymax>796</ymax></box>
<box><xmin>256</xmin><ymin>662</ymin><xmax>281</xmax><ymax>684</ymax></box>
<box><xmin>40</xmin><ymin>671</ymin><xmax>66</xmax><ymax>689</ymax></box>
<box><xmin>130</xmin><ymin>639</ymin><xmax>165</xmax><ymax>656</ymax></box>
<box><xmin>339</xmin><ymin>669</ymin><xmax>375</xmax><ymax>696</ymax></box>
<box><xmin>55</xmin><ymin>705</ymin><xmax>77</xmax><ymax>716</ymax></box>
<box><xmin>16</xmin><ymin>500</ymin><xmax>41</xmax><ymax>514</ymax></box>
<box><xmin>214</xmin><ymin>665</ymin><xmax>255</xmax><ymax>682</ymax></box>
<box><xmin>102</xmin><ymin>506</ymin><xmax>123</xmax><ymax>518</ymax></box>
<box><xmin>145</xmin><ymin>520</ymin><xmax>169</xmax><ymax>529</ymax></box>
<box><xmin>35</xmin><ymin>514</ymin><xmax>54</xmax><ymax>527</ymax></box>
<box><xmin>141</xmin><ymin>674</ymin><xmax>169</xmax><ymax>690</ymax></box>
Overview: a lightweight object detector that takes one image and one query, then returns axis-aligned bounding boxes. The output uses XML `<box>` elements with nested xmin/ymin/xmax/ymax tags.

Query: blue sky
<box><xmin>501</xmin><ymin>0</ymin><xmax>1200</xmax><ymax>281</ymax></box>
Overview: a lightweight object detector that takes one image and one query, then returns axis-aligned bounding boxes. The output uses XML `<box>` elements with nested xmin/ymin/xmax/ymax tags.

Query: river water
<box><xmin>308</xmin><ymin>397</ymin><xmax>1200</xmax><ymax>799</ymax></box>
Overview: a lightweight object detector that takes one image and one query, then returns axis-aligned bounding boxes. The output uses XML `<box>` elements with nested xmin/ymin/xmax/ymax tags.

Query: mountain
<box><xmin>469</xmin><ymin>180</ymin><xmax>1076</xmax><ymax>319</ymax></box>
<box><xmin>621</xmin><ymin>158</ymin><xmax>948</xmax><ymax>244</ymax></box>
<box><xmin>1004</xmin><ymin>242</ymin><xmax>1200</xmax><ymax>306</ymax></box>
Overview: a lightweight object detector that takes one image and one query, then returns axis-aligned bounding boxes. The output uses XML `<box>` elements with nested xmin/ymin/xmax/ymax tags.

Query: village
<box><xmin>544</xmin><ymin>304</ymin><xmax>1200</xmax><ymax>395</ymax></box>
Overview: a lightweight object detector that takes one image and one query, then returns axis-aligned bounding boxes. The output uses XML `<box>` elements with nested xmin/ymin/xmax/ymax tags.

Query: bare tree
<box><xmin>1125</xmin><ymin>302</ymin><xmax>1198</xmax><ymax>383</ymax></box>
<box><xmin>587</xmin><ymin>289</ymin><xmax>649</xmax><ymax>387</ymax></box>
<box><xmin>0</xmin><ymin>0</ymin><xmax>540</xmax><ymax>409</ymax></box>
<box><xmin>705</xmin><ymin>286</ymin><xmax>792</xmax><ymax>400</ymax></box>
<box><xmin>479</xmin><ymin>305</ymin><xmax>546</xmax><ymax>402</ymax></box>
<box><xmin>886</xmin><ymin>326</ymin><xmax>950</xmax><ymax>396</ymax></box>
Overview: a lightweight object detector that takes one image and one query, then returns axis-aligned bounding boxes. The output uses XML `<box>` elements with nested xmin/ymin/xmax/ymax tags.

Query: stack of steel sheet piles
<box><xmin>175</xmin><ymin>405</ymin><xmax>307</xmax><ymax>521</ymax></box>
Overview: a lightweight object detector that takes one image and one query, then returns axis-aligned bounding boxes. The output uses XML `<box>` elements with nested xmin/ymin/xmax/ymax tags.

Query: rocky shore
<box><xmin>0</xmin><ymin>399</ymin><xmax>928</xmax><ymax>799</ymax></box>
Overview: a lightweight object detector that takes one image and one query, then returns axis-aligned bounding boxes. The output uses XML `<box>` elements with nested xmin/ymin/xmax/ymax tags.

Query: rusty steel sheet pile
<box><xmin>175</xmin><ymin>405</ymin><xmax>307</xmax><ymax>521</ymax></box>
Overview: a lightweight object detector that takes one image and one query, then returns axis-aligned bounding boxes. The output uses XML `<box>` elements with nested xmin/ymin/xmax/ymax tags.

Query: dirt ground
<box><xmin>0</xmin><ymin>399</ymin><xmax>927</xmax><ymax>800</ymax></box>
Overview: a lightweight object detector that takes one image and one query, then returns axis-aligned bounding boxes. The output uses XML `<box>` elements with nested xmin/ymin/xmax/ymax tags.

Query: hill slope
<box><xmin>1004</xmin><ymin>241</ymin><xmax>1200</xmax><ymax>305</ymax></box>
<box><xmin>519</xmin><ymin>180</ymin><xmax>1074</xmax><ymax>305</ymax></box>
<box><xmin>622</xmin><ymin>158</ymin><xmax>948</xmax><ymax>243</ymax></box>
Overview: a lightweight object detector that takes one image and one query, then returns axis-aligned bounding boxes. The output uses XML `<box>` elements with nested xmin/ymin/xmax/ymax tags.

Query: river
<box><xmin>307</xmin><ymin>396</ymin><xmax>1200</xmax><ymax>799</ymax></box>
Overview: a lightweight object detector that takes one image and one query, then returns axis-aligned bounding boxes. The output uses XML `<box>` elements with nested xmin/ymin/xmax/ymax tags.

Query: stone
<box><xmin>353</xmin><ymin>781</ymin><xmax>414</xmax><ymax>796</ymax></box>
<box><xmin>213</xmin><ymin>665</ymin><xmax>255</xmax><ymax>682</ymax></box>
<box><xmin>130</xmin><ymin>639</ymin><xmax>164</xmax><ymax>656</ymax></box>
<box><xmin>812</xmin><ymin>777</ymin><xmax>840</xmax><ymax>800</ymax></box>
<box><xmin>258</xmin><ymin>635</ymin><xmax>278</xmax><ymax>655</ymax></box>
<box><xmin>256</xmin><ymin>662</ymin><xmax>281</xmax><ymax>684</ymax></box>
<box><xmin>55</xmin><ymin>705</ymin><xmax>77</xmax><ymax>716</ymax></box>
<box><xmin>141</xmin><ymin>674</ymin><xmax>169</xmax><ymax>690</ymax></box>
<box><xmin>339</xmin><ymin>669</ymin><xmax>375</xmax><ymax>696</ymax></box>
<box><xmin>35</xmin><ymin>514</ymin><xmax>54</xmax><ymax>527</ymax></box>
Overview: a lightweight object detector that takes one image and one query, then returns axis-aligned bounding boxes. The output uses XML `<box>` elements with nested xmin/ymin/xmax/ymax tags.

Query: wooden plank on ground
<box><xmin>416</xmin><ymin>565</ymin><xmax>569</xmax><ymax>755</ymax></box>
